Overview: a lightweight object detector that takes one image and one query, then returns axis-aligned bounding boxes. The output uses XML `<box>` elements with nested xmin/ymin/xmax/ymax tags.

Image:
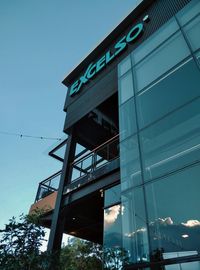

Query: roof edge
<box><xmin>62</xmin><ymin>0</ymin><xmax>154</xmax><ymax>87</ymax></box>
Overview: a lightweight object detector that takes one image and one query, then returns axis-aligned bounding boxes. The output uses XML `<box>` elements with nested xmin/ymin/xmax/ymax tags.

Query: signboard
<box><xmin>69</xmin><ymin>15</ymin><xmax>150</xmax><ymax>97</ymax></box>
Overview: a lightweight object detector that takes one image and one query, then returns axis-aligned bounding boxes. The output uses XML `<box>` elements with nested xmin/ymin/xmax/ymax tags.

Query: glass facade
<box><xmin>146</xmin><ymin>164</ymin><xmax>200</xmax><ymax>256</ymax></box>
<box><xmin>103</xmin><ymin>185</ymin><xmax>125</xmax><ymax>270</ymax></box>
<box><xmin>116</xmin><ymin>0</ymin><xmax>200</xmax><ymax>268</ymax></box>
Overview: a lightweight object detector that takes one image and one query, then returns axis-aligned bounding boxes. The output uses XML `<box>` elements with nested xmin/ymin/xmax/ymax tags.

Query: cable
<box><xmin>0</xmin><ymin>131</ymin><xmax>62</xmax><ymax>141</ymax></box>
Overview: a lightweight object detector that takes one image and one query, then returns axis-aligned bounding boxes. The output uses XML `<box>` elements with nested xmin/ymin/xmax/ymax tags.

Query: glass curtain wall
<box><xmin>118</xmin><ymin>0</ymin><xmax>200</xmax><ymax>268</ymax></box>
<box><xmin>103</xmin><ymin>185</ymin><xmax>125</xmax><ymax>270</ymax></box>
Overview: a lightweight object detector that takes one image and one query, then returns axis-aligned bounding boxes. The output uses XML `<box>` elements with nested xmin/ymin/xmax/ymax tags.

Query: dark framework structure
<box><xmin>30</xmin><ymin>0</ymin><xmax>200</xmax><ymax>269</ymax></box>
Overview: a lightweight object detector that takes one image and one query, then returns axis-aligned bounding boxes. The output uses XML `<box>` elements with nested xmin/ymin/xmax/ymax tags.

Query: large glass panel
<box><xmin>119</xmin><ymin>97</ymin><xmax>137</xmax><ymax>141</ymax></box>
<box><xmin>118</xmin><ymin>55</ymin><xmax>132</xmax><ymax>77</ymax></box>
<box><xmin>121</xmin><ymin>187</ymin><xmax>149</xmax><ymax>264</ymax></box>
<box><xmin>120</xmin><ymin>135</ymin><xmax>142</xmax><ymax>189</ymax></box>
<box><xmin>140</xmin><ymin>98</ymin><xmax>200</xmax><ymax>181</ymax></box>
<box><xmin>145</xmin><ymin>163</ymin><xmax>200</xmax><ymax>260</ymax></box>
<box><xmin>104</xmin><ymin>204</ymin><xmax>122</xmax><ymax>248</ymax></box>
<box><xmin>134</xmin><ymin>31</ymin><xmax>190</xmax><ymax>92</ymax></box>
<box><xmin>184</xmin><ymin>15</ymin><xmax>200</xmax><ymax>52</ymax></box>
<box><xmin>165</xmin><ymin>260</ymin><xmax>200</xmax><ymax>270</ymax></box>
<box><xmin>118</xmin><ymin>70</ymin><xmax>134</xmax><ymax>104</ymax></box>
<box><xmin>104</xmin><ymin>184</ymin><xmax>121</xmax><ymax>208</ymax></box>
<box><xmin>196</xmin><ymin>51</ymin><xmax>200</xmax><ymax>65</ymax></box>
<box><xmin>103</xmin><ymin>204</ymin><xmax>128</xmax><ymax>269</ymax></box>
<box><xmin>132</xmin><ymin>17</ymin><xmax>179</xmax><ymax>64</ymax></box>
<box><xmin>137</xmin><ymin>58</ymin><xmax>200</xmax><ymax>129</ymax></box>
<box><xmin>177</xmin><ymin>0</ymin><xmax>200</xmax><ymax>27</ymax></box>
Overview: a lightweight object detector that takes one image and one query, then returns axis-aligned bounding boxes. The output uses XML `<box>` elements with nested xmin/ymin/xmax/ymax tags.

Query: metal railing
<box><xmin>70</xmin><ymin>134</ymin><xmax>119</xmax><ymax>183</ymax></box>
<box><xmin>35</xmin><ymin>171</ymin><xmax>61</xmax><ymax>202</ymax></box>
<box><xmin>34</xmin><ymin>135</ymin><xmax>119</xmax><ymax>200</ymax></box>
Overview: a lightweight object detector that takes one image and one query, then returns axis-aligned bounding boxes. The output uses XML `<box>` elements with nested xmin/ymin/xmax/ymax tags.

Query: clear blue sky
<box><xmin>0</xmin><ymin>0</ymin><xmax>139</xmax><ymax>229</ymax></box>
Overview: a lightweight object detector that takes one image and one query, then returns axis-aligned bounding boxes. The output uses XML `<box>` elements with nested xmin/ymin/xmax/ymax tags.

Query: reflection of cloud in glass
<box><xmin>150</xmin><ymin>217</ymin><xmax>173</xmax><ymax>226</ymax></box>
<box><xmin>125</xmin><ymin>228</ymin><xmax>146</xmax><ymax>238</ymax></box>
<box><xmin>150</xmin><ymin>217</ymin><xmax>200</xmax><ymax>228</ymax></box>
<box><xmin>182</xmin><ymin>234</ymin><xmax>189</xmax><ymax>238</ymax></box>
<box><xmin>149</xmin><ymin>218</ymin><xmax>200</xmax><ymax>227</ymax></box>
<box><xmin>182</xmin><ymin>220</ymin><xmax>200</xmax><ymax>227</ymax></box>
<box><xmin>104</xmin><ymin>205</ymin><xmax>123</xmax><ymax>228</ymax></box>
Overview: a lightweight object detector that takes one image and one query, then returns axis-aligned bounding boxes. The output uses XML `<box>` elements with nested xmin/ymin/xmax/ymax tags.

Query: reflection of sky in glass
<box><xmin>146</xmin><ymin>164</ymin><xmax>200</xmax><ymax>255</ymax></box>
<box><xmin>104</xmin><ymin>205</ymin><xmax>121</xmax><ymax>228</ymax></box>
<box><xmin>104</xmin><ymin>204</ymin><xmax>122</xmax><ymax>248</ymax></box>
<box><xmin>104</xmin><ymin>184</ymin><xmax>121</xmax><ymax>208</ymax></box>
<box><xmin>141</xmin><ymin>97</ymin><xmax>200</xmax><ymax>182</ymax></box>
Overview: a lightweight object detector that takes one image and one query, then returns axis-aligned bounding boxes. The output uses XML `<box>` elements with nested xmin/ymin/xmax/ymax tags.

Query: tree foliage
<box><xmin>0</xmin><ymin>213</ymin><xmax>49</xmax><ymax>270</ymax></box>
<box><xmin>59</xmin><ymin>238</ymin><xmax>103</xmax><ymax>270</ymax></box>
<box><xmin>0</xmin><ymin>213</ymin><xmax>103</xmax><ymax>270</ymax></box>
<box><xmin>0</xmin><ymin>212</ymin><xmax>129</xmax><ymax>270</ymax></box>
<box><xmin>104</xmin><ymin>247</ymin><xmax>130</xmax><ymax>270</ymax></box>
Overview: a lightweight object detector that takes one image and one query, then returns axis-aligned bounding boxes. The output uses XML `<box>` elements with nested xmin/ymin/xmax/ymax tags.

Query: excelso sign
<box><xmin>69</xmin><ymin>15</ymin><xmax>150</xmax><ymax>97</ymax></box>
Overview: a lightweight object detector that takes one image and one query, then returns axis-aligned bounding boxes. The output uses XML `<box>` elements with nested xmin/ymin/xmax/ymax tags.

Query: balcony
<box><xmin>30</xmin><ymin>134</ymin><xmax>119</xmax><ymax>217</ymax></box>
<box><xmin>64</xmin><ymin>134</ymin><xmax>120</xmax><ymax>195</ymax></box>
<box><xmin>29</xmin><ymin>171</ymin><xmax>61</xmax><ymax>215</ymax></box>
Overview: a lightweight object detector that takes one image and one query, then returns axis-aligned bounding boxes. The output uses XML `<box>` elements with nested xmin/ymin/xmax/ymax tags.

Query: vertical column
<box><xmin>47</xmin><ymin>129</ymin><xmax>76</xmax><ymax>252</ymax></box>
<box><xmin>118</xmin><ymin>55</ymin><xmax>150</xmax><ymax>264</ymax></box>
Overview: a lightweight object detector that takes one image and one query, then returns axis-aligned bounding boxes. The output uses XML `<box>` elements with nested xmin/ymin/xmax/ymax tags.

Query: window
<box><xmin>183</xmin><ymin>15</ymin><xmax>200</xmax><ymax>52</ymax></box>
<box><xmin>134</xmin><ymin>31</ymin><xmax>190</xmax><ymax>92</ymax></box>
<box><xmin>118</xmin><ymin>55</ymin><xmax>132</xmax><ymax>77</ymax></box>
<box><xmin>118</xmin><ymin>70</ymin><xmax>134</xmax><ymax>104</ymax></box>
<box><xmin>120</xmin><ymin>135</ymin><xmax>142</xmax><ymax>189</ymax></box>
<box><xmin>196</xmin><ymin>51</ymin><xmax>200</xmax><ymax>65</ymax></box>
<box><xmin>104</xmin><ymin>184</ymin><xmax>121</xmax><ymax>208</ymax></box>
<box><xmin>121</xmin><ymin>187</ymin><xmax>149</xmax><ymax>263</ymax></box>
<box><xmin>140</xmin><ymin>98</ymin><xmax>200</xmax><ymax>181</ymax></box>
<box><xmin>145</xmin><ymin>163</ymin><xmax>200</xmax><ymax>258</ymax></box>
<box><xmin>137</xmin><ymin>59</ymin><xmax>200</xmax><ymax>129</ymax></box>
<box><xmin>132</xmin><ymin>17</ymin><xmax>179</xmax><ymax>64</ymax></box>
<box><xmin>104</xmin><ymin>204</ymin><xmax>122</xmax><ymax>248</ymax></box>
<box><xmin>176</xmin><ymin>0</ymin><xmax>200</xmax><ymax>27</ymax></box>
<box><xmin>119</xmin><ymin>97</ymin><xmax>137</xmax><ymax>141</ymax></box>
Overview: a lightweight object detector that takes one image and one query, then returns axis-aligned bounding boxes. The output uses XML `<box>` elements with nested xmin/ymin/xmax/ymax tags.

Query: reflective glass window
<box><xmin>103</xmin><ymin>204</ymin><xmax>123</xmax><ymax>252</ymax></box>
<box><xmin>119</xmin><ymin>70</ymin><xmax>134</xmax><ymax>104</ymax></box>
<box><xmin>118</xmin><ymin>55</ymin><xmax>132</xmax><ymax>77</ymax></box>
<box><xmin>104</xmin><ymin>202</ymin><xmax>129</xmax><ymax>269</ymax></box>
<box><xmin>132</xmin><ymin>17</ymin><xmax>179</xmax><ymax>64</ymax></box>
<box><xmin>119</xmin><ymin>97</ymin><xmax>137</xmax><ymax>141</ymax></box>
<box><xmin>137</xmin><ymin>59</ymin><xmax>200</xmax><ymax>129</ymax></box>
<box><xmin>196</xmin><ymin>51</ymin><xmax>200</xmax><ymax>65</ymax></box>
<box><xmin>104</xmin><ymin>184</ymin><xmax>121</xmax><ymax>208</ymax></box>
<box><xmin>120</xmin><ymin>135</ymin><xmax>142</xmax><ymax>189</ymax></box>
<box><xmin>145</xmin><ymin>163</ymin><xmax>200</xmax><ymax>259</ymax></box>
<box><xmin>184</xmin><ymin>15</ymin><xmax>200</xmax><ymax>52</ymax></box>
<box><xmin>165</xmin><ymin>260</ymin><xmax>200</xmax><ymax>270</ymax></box>
<box><xmin>177</xmin><ymin>0</ymin><xmax>200</xmax><ymax>26</ymax></box>
<box><xmin>121</xmin><ymin>188</ymin><xmax>149</xmax><ymax>263</ymax></box>
<box><xmin>140</xmin><ymin>98</ymin><xmax>200</xmax><ymax>182</ymax></box>
<box><xmin>134</xmin><ymin>31</ymin><xmax>190</xmax><ymax>92</ymax></box>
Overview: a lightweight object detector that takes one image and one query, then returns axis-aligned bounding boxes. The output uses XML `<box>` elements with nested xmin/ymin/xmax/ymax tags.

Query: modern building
<box><xmin>30</xmin><ymin>0</ymin><xmax>200</xmax><ymax>269</ymax></box>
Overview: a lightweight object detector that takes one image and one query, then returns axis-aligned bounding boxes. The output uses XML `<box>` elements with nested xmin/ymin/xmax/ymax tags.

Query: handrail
<box><xmin>38</xmin><ymin>170</ymin><xmax>62</xmax><ymax>185</ymax></box>
<box><xmin>35</xmin><ymin>171</ymin><xmax>61</xmax><ymax>202</ymax></box>
<box><xmin>69</xmin><ymin>133</ymin><xmax>119</xmax><ymax>183</ymax></box>
<box><xmin>71</xmin><ymin>133</ymin><xmax>119</xmax><ymax>165</ymax></box>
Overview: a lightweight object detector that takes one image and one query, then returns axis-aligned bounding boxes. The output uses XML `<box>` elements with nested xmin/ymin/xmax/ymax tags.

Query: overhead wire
<box><xmin>0</xmin><ymin>131</ymin><xmax>62</xmax><ymax>141</ymax></box>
